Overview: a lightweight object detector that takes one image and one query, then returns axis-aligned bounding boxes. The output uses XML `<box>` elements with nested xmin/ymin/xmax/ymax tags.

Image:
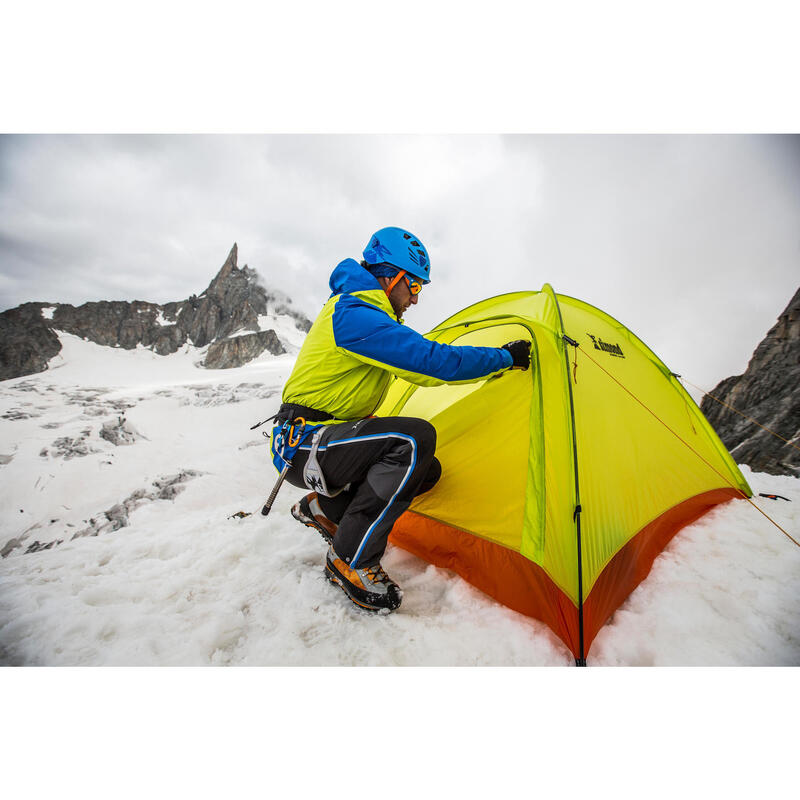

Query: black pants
<box><xmin>286</xmin><ymin>417</ymin><xmax>440</xmax><ymax>567</ymax></box>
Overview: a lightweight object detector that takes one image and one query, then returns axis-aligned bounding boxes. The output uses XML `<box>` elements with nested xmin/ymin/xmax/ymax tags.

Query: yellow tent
<box><xmin>379</xmin><ymin>286</ymin><xmax>751</xmax><ymax>664</ymax></box>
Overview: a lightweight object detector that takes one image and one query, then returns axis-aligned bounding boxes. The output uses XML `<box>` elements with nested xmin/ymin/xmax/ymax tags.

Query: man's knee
<box><xmin>403</xmin><ymin>417</ymin><xmax>436</xmax><ymax>456</ymax></box>
<box><xmin>418</xmin><ymin>456</ymin><xmax>441</xmax><ymax>495</ymax></box>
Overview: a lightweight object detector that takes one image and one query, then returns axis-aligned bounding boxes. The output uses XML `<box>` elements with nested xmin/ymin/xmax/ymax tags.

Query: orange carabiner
<box><xmin>288</xmin><ymin>417</ymin><xmax>306</xmax><ymax>447</ymax></box>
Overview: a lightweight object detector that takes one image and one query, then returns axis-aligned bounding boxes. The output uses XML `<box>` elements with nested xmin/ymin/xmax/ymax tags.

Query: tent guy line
<box><xmin>579</xmin><ymin>345</ymin><xmax>799</xmax><ymax>549</ymax></box>
<box><xmin>680</xmin><ymin>377</ymin><xmax>800</xmax><ymax>454</ymax></box>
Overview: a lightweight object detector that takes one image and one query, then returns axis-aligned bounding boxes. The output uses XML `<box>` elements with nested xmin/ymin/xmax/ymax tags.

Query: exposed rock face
<box><xmin>0</xmin><ymin>303</ymin><xmax>62</xmax><ymax>380</ymax></box>
<box><xmin>701</xmin><ymin>287</ymin><xmax>800</xmax><ymax>477</ymax></box>
<box><xmin>50</xmin><ymin>300</ymin><xmax>182</xmax><ymax>353</ymax></box>
<box><xmin>0</xmin><ymin>244</ymin><xmax>312</xmax><ymax>380</ymax></box>
<box><xmin>204</xmin><ymin>330</ymin><xmax>285</xmax><ymax>369</ymax></box>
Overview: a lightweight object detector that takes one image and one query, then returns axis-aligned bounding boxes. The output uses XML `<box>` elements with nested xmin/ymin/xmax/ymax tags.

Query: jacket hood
<box><xmin>329</xmin><ymin>258</ymin><xmax>384</xmax><ymax>297</ymax></box>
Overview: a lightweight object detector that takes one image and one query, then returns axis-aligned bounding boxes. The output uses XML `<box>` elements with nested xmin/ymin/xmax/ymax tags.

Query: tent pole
<box><xmin>553</xmin><ymin>294</ymin><xmax>586</xmax><ymax>666</ymax></box>
<box><xmin>574</xmin><ymin>506</ymin><xmax>586</xmax><ymax>667</ymax></box>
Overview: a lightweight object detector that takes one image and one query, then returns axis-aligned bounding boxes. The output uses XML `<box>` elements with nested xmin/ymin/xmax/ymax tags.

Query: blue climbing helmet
<box><xmin>362</xmin><ymin>227</ymin><xmax>431</xmax><ymax>284</ymax></box>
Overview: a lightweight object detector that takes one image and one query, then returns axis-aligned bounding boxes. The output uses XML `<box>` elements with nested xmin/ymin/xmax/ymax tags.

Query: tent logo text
<box><xmin>587</xmin><ymin>334</ymin><xmax>625</xmax><ymax>358</ymax></box>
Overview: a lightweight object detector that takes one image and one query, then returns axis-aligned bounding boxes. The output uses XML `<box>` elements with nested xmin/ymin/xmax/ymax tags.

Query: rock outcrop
<box><xmin>701</xmin><ymin>286</ymin><xmax>800</xmax><ymax>477</ymax></box>
<box><xmin>204</xmin><ymin>330</ymin><xmax>285</xmax><ymax>369</ymax></box>
<box><xmin>49</xmin><ymin>300</ymin><xmax>184</xmax><ymax>354</ymax></box>
<box><xmin>0</xmin><ymin>303</ymin><xmax>62</xmax><ymax>380</ymax></box>
<box><xmin>0</xmin><ymin>244</ymin><xmax>311</xmax><ymax>380</ymax></box>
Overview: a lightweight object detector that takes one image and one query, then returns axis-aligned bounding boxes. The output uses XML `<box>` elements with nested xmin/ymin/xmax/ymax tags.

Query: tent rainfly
<box><xmin>380</xmin><ymin>286</ymin><xmax>752</xmax><ymax>664</ymax></box>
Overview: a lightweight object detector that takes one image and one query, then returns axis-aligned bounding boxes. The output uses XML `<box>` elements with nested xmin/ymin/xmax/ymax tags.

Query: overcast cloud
<box><xmin>0</xmin><ymin>134</ymin><xmax>798</xmax><ymax>393</ymax></box>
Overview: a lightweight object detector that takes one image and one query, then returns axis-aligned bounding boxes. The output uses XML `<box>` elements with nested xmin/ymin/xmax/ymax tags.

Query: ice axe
<box><xmin>262</xmin><ymin>463</ymin><xmax>290</xmax><ymax>516</ymax></box>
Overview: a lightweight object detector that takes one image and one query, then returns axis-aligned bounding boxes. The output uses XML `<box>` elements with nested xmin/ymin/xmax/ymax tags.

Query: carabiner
<box><xmin>288</xmin><ymin>417</ymin><xmax>306</xmax><ymax>447</ymax></box>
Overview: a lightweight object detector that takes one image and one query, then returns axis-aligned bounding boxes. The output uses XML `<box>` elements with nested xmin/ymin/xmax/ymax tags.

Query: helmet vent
<box><xmin>364</xmin><ymin>227</ymin><xmax>429</xmax><ymax>281</ymax></box>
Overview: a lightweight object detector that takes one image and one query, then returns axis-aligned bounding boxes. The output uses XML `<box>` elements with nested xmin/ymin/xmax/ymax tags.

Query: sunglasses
<box><xmin>384</xmin><ymin>269</ymin><xmax>423</xmax><ymax>298</ymax></box>
<box><xmin>404</xmin><ymin>275</ymin><xmax>422</xmax><ymax>295</ymax></box>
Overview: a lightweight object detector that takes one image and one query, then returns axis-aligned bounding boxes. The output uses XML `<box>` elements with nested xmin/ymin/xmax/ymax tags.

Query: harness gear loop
<box><xmin>250</xmin><ymin>412</ymin><xmax>279</xmax><ymax>430</ymax></box>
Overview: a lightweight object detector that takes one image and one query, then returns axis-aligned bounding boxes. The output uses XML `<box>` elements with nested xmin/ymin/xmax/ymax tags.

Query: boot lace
<box><xmin>363</xmin><ymin>564</ymin><xmax>392</xmax><ymax>587</ymax></box>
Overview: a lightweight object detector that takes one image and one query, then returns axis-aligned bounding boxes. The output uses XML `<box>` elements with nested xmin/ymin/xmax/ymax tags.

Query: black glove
<box><xmin>502</xmin><ymin>339</ymin><xmax>531</xmax><ymax>370</ymax></box>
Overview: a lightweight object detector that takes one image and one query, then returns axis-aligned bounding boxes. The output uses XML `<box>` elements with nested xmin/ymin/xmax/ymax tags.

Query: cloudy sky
<box><xmin>1</xmin><ymin>134</ymin><xmax>798</xmax><ymax>393</ymax></box>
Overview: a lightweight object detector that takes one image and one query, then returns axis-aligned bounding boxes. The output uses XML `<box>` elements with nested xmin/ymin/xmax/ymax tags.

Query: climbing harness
<box><xmin>249</xmin><ymin>402</ymin><xmax>340</xmax><ymax>518</ymax></box>
<box><xmin>270</xmin><ymin>415</ymin><xmax>314</xmax><ymax>471</ymax></box>
<box><xmin>261</xmin><ymin>416</ymin><xmax>311</xmax><ymax>517</ymax></box>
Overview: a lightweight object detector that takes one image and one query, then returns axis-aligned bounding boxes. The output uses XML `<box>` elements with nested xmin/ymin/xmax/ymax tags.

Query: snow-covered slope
<box><xmin>1</xmin><ymin>334</ymin><xmax>798</xmax><ymax>665</ymax></box>
<box><xmin>227</xmin><ymin>309</ymin><xmax>308</xmax><ymax>352</ymax></box>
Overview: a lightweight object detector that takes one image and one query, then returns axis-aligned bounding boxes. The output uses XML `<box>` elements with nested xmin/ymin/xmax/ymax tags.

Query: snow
<box><xmin>40</xmin><ymin>306</ymin><xmax>55</xmax><ymax>319</ymax></box>
<box><xmin>227</xmin><ymin>310</ymin><xmax>307</xmax><ymax>352</ymax></box>
<box><xmin>154</xmin><ymin>309</ymin><xmax>173</xmax><ymax>327</ymax></box>
<box><xmin>1</xmin><ymin>333</ymin><xmax>798</xmax><ymax>666</ymax></box>
<box><xmin>257</xmin><ymin>311</ymin><xmax>307</xmax><ymax>350</ymax></box>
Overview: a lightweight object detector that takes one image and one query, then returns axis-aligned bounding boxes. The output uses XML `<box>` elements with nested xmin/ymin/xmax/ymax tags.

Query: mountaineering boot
<box><xmin>291</xmin><ymin>492</ymin><xmax>338</xmax><ymax>544</ymax></box>
<box><xmin>324</xmin><ymin>546</ymin><xmax>402</xmax><ymax>614</ymax></box>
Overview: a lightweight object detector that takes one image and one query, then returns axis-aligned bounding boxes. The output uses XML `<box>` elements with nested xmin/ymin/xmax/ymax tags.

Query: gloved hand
<box><xmin>502</xmin><ymin>339</ymin><xmax>531</xmax><ymax>370</ymax></box>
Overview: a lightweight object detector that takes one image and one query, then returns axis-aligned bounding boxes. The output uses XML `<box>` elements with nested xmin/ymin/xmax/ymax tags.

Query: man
<box><xmin>272</xmin><ymin>226</ymin><xmax>531</xmax><ymax>613</ymax></box>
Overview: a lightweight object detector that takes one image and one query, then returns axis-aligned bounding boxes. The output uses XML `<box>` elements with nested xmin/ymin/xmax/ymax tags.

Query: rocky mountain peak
<box><xmin>176</xmin><ymin>244</ymin><xmax>271</xmax><ymax>348</ymax></box>
<box><xmin>0</xmin><ymin>245</ymin><xmax>313</xmax><ymax>380</ymax></box>
<box><xmin>701</xmin><ymin>285</ymin><xmax>800</xmax><ymax>476</ymax></box>
<box><xmin>201</xmin><ymin>243</ymin><xmax>240</xmax><ymax>300</ymax></box>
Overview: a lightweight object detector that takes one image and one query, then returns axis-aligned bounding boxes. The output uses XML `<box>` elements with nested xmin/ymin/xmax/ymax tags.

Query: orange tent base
<box><xmin>389</xmin><ymin>487</ymin><xmax>741</xmax><ymax>662</ymax></box>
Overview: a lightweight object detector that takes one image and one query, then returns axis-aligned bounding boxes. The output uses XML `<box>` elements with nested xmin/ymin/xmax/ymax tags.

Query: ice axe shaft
<box><xmin>262</xmin><ymin>463</ymin><xmax>290</xmax><ymax>516</ymax></box>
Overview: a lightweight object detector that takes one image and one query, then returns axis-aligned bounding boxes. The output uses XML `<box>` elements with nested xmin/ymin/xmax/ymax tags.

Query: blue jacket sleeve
<box><xmin>332</xmin><ymin>295</ymin><xmax>513</xmax><ymax>383</ymax></box>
